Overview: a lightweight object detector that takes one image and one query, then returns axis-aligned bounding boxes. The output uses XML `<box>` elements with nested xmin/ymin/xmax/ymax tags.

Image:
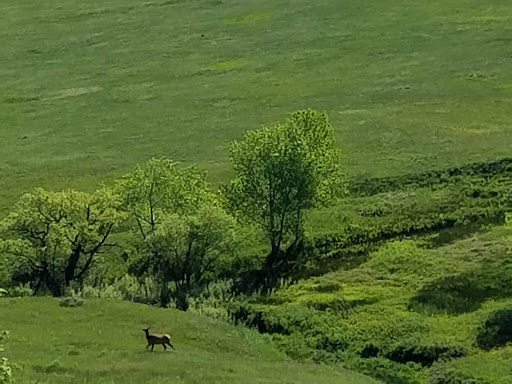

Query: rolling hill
<box><xmin>0</xmin><ymin>297</ymin><xmax>380</xmax><ymax>383</ymax></box>
<box><xmin>1</xmin><ymin>0</ymin><xmax>511</xmax><ymax>214</ymax></box>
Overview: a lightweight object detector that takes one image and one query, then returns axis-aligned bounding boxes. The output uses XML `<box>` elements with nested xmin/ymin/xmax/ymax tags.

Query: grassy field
<box><xmin>0</xmin><ymin>297</ymin><xmax>380</xmax><ymax>384</ymax></box>
<box><xmin>1</xmin><ymin>0</ymin><xmax>511</xmax><ymax>214</ymax></box>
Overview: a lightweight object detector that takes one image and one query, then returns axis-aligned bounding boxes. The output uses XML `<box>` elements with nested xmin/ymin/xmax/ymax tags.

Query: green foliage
<box><xmin>437</xmin><ymin>346</ymin><xmax>512</xmax><ymax>384</ymax></box>
<box><xmin>0</xmin><ymin>187</ymin><xmax>123</xmax><ymax>296</ymax></box>
<box><xmin>6</xmin><ymin>284</ymin><xmax>32</xmax><ymax>298</ymax></box>
<box><xmin>146</xmin><ymin>204</ymin><xmax>236</xmax><ymax>309</ymax></box>
<box><xmin>117</xmin><ymin>158</ymin><xmax>236</xmax><ymax>309</ymax></box>
<box><xmin>116</xmin><ymin>157</ymin><xmax>211</xmax><ymax>231</ymax></box>
<box><xmin>429</xmin><ymin>366</ymin><xmax>481</xmax><ymax>384</ymax></box>
<box><xmin>410</xmin><ymin>273</ymin><xmax>495</xmax><ymax>315</ymax></box>
<box><xmin>352</xmin><ymin>357</ymin><xmax>427</xmax><ymax>384</ymax></box>
<box><xmin>80</xmin><ymin>274</ymin><xmax>159</xmax><ymax>304</ymax></box>
<box><xmin>385</xmin><ymin>344</ymin><xmax>466</xmax><ymax>367</ymax></box>
<box><xmin>0</xmin><ymin>330</ymin><xmax>12</xmax><ymax>384</ymax></box>
<box><xmin>223</xmin><ymin>109</ymin><xmax>344</xmax><ymax>257</ymax></box>
<box><xmin>59</xmin><ymin>296</ymin><xmax>84</xmax><ymax>307</ymax></box>
<box><xmin>476</xmin><ymin>307</ymin><xmax>512</xmax><ymax>350</ymax></box>
<box><xmin>217</xmin><ymin>225</ymin><xmax>512</xmax><ymax>384</ymax></box>
<box><xmin>349</xmin><ymin>158</ymin><xmax>512</xmax><ymax>197</ymax></box>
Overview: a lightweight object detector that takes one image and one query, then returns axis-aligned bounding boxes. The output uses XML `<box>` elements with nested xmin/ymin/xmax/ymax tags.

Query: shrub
<box><xmin>476</xmin><ymin>307</ymin><xmax>512</xmax><ymax>349</ymax></box>
<box><xmin>386</xmin><ymin>344</ymin><xmax>466</xmax><ymax>367</ymax></box>
<box><xmin>430</xmin><ymin>366</ymin><xmax>480</xmax><ymax>384</ymax></box>
<box><xmin>353</xmin><ymin>357</ymin><xmax>426</xmax><ymax>384</ymax></box>
<box><xmin>7</xmin><ymin>284</ymin><xmax>33</xmax><ymax>298</ymax></box>
<box><xmin>0</xmin><ymin>331</ymin><xmax>13</xmax><ymax>383</ymax></box>
<box><xmin>59</xmin><ymin>297</ymin><xmax>84</xmax><ymax>307</ymax></box>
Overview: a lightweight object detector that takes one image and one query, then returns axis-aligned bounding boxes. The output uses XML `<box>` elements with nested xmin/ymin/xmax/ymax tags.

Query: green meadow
<box><xmin>1</xmin><ymin>0</ymin><xmax>511</xmax><ymax>214</ymax></box>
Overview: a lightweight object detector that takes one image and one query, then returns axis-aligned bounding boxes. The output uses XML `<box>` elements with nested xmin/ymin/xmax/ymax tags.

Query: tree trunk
<box><xmin>65</xmin><ymin>247</ymin><xmax>81</xmax><ymax>286</ymax></box>
<box><xmin>174</xmin><ymin>289</ymin><xmax>189</xmax><ymax>311</ymax></box>
<box><xmin>159</xmin><ymin>281</ymin><xmax>171</xmax><ymax>307</ymax></box>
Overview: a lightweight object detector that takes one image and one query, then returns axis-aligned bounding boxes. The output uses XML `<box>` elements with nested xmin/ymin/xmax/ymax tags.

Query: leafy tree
<box><xmin>0</xmin><ymin>188</ymin><xmax>123</xmax><ymax>296</ymax></box>
<box><xmin>116</xmin><ymin>158</ymin><xmax>236</xmax><ymax>309</ymax></box>
<box><xmin>223</xmin><ymin>109</ymin><xmax>344</xmax><ymax>267</ymax></box>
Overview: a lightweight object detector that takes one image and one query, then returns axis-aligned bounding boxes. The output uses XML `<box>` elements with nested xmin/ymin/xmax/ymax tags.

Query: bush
<box><xmin>476</xmin><ymin>307</ymin><xmax>512</xmax><ymax>349</ymax></box>
<box><xmin>74</xmin><ymin>275</ymin><xmax>159</xmax><ymax>305</ymax></box>
<box><xmin>352</xmin><ymin>357</ymin><xmax>426</xmax><ymax>384</ymax></box>
<box><xmin>430</xmin><ymin>366</ymin><xmax>481</xmax><ymax>384</ymax></box>
<box><xmin>7</xmin><ymin>284</ymin><xmax>33</xmax><ymax>298</ymax></box>
<box><xmin>59</xmin><ymin>297</ymin><xmax>84</xmax><ymax>307</ymax></box>
<box><xmin>0</xmin><ymin>331</ymin><xmax>13</xmax><ymax>383</ymax></box>
<box><xmin>386</xmin><ymin>344</ymin><xmax>466</xmax><ymax>367</ymax></box>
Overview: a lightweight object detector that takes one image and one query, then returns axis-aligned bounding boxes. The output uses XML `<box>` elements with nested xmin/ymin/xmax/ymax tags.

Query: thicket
<box><xmin>223</xmin><ymin>225</ymin><xmax>512</xmax><ymax>384</ymax></box>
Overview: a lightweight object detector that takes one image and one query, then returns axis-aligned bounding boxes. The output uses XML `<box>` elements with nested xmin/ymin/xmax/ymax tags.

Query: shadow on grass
<box><xmin>424</xmin><ymin>218</ymin><xmax>503</xmax><ymax>248</ymax></box>
<box><xmin>409</xmin><ymin>258</ymin><xmax>512</xmax><ymax>315</ymax></box>
<box><xmin>476</xmin><ymin>307</ymin><xmax>512</xmax><ymax>349</ymax></box>
<box><xmin>409</xmin><ymin>271</ymin><xmax>496</xmax><ymax>314</ymax></box>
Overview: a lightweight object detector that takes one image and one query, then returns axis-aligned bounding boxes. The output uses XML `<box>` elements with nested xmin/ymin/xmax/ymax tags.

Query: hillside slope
<box><xmin>1</xmin><ymin>0</ymin><xmax>511</xmax><ymax>213</ymax></box>
<box><xmin>0</xmin><ymin>297</ymin><xmax>379</xmax><ymax>384</ymax></box>
<box><xmin>230</xmin><ymin>224</ymin><xmax>512</xmax><ymax>383</ymax></box>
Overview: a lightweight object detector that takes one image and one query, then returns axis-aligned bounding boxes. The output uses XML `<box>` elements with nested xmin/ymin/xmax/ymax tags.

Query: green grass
<box><xmin>1</xmin><ymin>0</ymin><xmax>511</xmax><ymax>214</ymax></box>
<box><xmin>0</xmin><ymin>297</ymin><xmax>380</xmax><ymax>384</ymax></box>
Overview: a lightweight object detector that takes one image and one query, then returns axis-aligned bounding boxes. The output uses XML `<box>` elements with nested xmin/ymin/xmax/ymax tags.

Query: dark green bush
<box><xmin>349</xmin><ymin>157</ymin><xmax>512</xmax><ymax>196</ymax></box>
<box><xmin>353</xmin><ymin>357</ymin><xmax>425</xmax><ymax>384</ymax></box>
<box><xmin>476</xmin><ymin>307</ymin><xmax>512</xmax><ymax>349</ymax></box>
<box><xmin>386</xmin><ymin>344</ymin><xmax>466</xmax><ymax>367</ymax></box>
<box><xmin>360</xmin><ymin>344</ymin><xmax>380</xmax><ymax>358</ymax></box>
<box><xmin>430</xmin><ymin>366</ymin><xmax>482</xmax><ymax>384</ymax></box>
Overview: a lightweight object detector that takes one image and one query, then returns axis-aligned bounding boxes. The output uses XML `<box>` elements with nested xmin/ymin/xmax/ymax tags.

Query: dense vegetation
<box><xmin>0</xmin><ymin>330</ymin><xmax>12</xmax><ymax>383</ymax></box>
<box><xmin>228</xmin><ymin>225</ymin><xmax>512</xmax><ymax>384</ymax></box>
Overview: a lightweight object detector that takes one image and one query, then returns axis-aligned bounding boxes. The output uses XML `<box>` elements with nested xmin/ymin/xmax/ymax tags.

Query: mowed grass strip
<box><xmin>1</xmin><ymin>0</ymin><xmax>511</xmax><ymax>214</ymax></box>
<box><xmin>0</xmin><ymin>297</ymin><xmax>380</xmax><ymax>383</ymax></box>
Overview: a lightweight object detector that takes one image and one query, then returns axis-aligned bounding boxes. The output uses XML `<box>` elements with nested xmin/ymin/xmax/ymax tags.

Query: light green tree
<box><xmin>116</xmin><ymin>158</ymin><xmax>236</xmax><ymax>309</ymax></box>
<box><xmin>0</xmin><ymin>188</ymin><xmax>123</xmax><ymax>296</ymax></box>
<box><xmin>223</xmin><ymin>109</ymin><xmax>344</xmax><ymax>267</ymax></box>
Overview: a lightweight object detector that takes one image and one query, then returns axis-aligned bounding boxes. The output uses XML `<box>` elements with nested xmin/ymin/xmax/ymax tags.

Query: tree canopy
<box><xmin>116</xmin><ymin>157</ymin><xmax>236</xmax><ymax>309</ymax></box>
<box><xmin>223</xmin><ymin>109</ymin><xmax>344</xmax><ymax>262</ymax></box>
<box><xmin>0</xmin><ymin>188</ymin><xmax>122</xmax><ymax>296</ymax></box>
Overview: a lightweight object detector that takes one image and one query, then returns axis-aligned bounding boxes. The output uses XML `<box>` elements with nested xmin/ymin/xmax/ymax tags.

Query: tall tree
<box><xmin>223</xmin><ymin>109</ymin><xmax>344</xmax><ymax>266</ymax></box>
<box><xmin>116</xmin><ymin>158</ymin><xmax>235</xmax><ymax>309</ymax></box>
<box><xmin>0</xmin><ymin>188</ymin><xmax>122</xmax><ymax>296</ymax></box>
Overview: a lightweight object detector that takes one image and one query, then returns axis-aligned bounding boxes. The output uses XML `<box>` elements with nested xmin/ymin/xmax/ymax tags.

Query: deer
<box><xmin>142</xmin><ymin>328</ymin><xmax>175</xmax><ymax>351</ymax></box>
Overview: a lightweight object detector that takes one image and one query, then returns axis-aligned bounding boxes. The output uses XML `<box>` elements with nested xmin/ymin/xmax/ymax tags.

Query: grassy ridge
<box><xmin>0</xmin><ymin>297</ymin><xmax>379</xmax><ymax>383</ymax></box>
<box><xmin>1</xmin><ymin>0</ymin><xmax>511</xmax><ymax>214</ymax></box>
